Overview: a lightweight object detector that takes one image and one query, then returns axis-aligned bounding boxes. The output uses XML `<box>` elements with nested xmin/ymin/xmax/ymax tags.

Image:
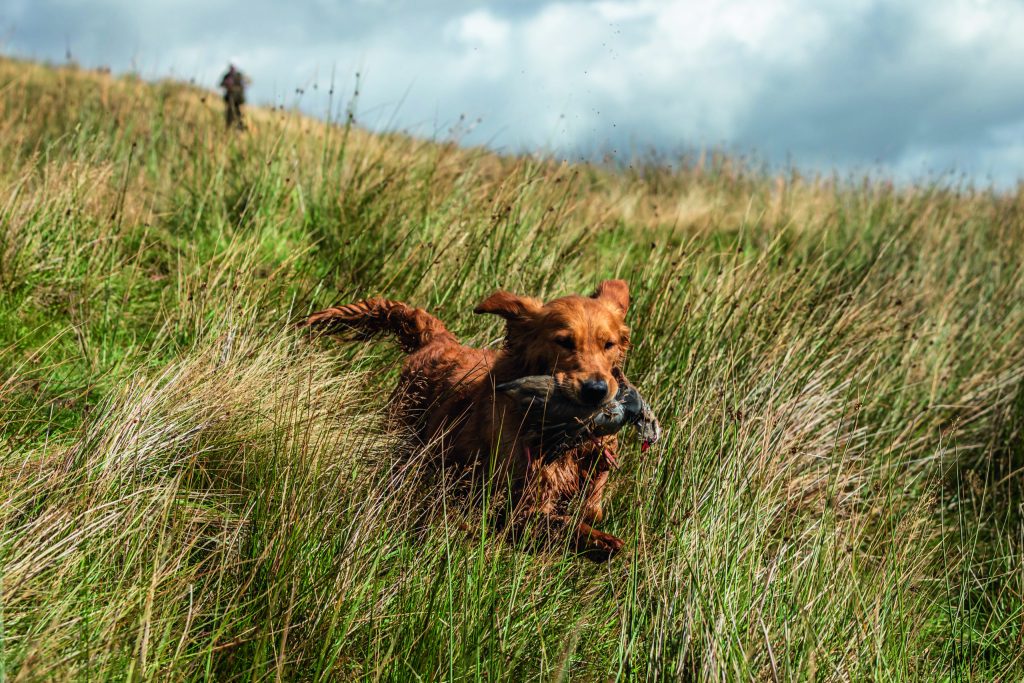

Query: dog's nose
<box><xmin>580</xmin><ymin>378</ymin><xmax>610</xmax><ymax>405</ymax></box>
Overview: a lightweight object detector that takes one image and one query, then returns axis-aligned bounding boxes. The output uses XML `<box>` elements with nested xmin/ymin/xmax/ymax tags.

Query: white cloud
<box><xmin>449</xmin><ymin>10</ymin><xmax>511</xmax><ymax>50</ymax></box>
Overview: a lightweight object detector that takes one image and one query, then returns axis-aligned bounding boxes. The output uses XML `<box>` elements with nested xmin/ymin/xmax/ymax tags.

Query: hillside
<box><xmin>2</xmin><ymin>56</ymin><xmax>1023</xmax><ymax>680</ymax></box>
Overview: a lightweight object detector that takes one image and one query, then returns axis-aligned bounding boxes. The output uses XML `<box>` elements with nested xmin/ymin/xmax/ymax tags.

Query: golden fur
<box><xmin>304</xmin><ymin>280</ymin><xmax>633</xmax><ymax>560</ymax></box>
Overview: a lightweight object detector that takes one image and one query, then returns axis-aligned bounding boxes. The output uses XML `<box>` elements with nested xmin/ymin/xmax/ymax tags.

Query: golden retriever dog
<box><xmin>304</xmin><ymin>280</ymin><xmax>632</xmax><ymax>560</ymax></box>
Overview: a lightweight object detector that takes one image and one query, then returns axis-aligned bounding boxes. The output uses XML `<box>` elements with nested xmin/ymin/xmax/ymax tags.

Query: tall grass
<box><xmin>1</xmin><ymin>56</ymin><xmax>1023</xmax><ymax>680</ymax></box>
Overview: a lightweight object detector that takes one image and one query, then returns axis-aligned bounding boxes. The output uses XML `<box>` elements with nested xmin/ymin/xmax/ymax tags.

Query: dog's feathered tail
<box><xmin>302</xmin><ymin>298</ymin><xmax>456</xmax><ymax>353</ymax></box>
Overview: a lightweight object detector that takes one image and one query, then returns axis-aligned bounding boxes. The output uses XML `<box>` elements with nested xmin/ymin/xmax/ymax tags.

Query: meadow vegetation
<box><xmin>1</xmin><ymin>57</ymin><xmax>1023</xmax><ymax>680</ymax></box>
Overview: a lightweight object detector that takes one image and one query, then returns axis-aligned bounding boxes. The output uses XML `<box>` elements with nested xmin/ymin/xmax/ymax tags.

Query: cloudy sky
<box><xmin>4</xmin><ymin>0</ymin><xmax>1024</xmax><ymax>185</ymax></box>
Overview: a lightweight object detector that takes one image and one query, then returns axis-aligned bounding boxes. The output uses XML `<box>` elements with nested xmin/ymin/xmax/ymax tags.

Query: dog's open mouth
<box><xmin>497</xmin><ymin>372</ymin><xmax>661</xmax><ymax>460</ymax></box>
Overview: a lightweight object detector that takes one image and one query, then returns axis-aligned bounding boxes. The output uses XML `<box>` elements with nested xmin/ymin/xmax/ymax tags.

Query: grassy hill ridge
<box><xmin>2</xmin><ymin>56</ymin><xmax>1023</xmax><ymax>680</ymax></box>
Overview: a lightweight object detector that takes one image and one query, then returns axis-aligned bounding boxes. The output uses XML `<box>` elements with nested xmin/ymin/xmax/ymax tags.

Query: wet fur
<box><xmin>304</xmin><ymin>280</ymin><xmax>632</xmax><ymax>560</ymax></box>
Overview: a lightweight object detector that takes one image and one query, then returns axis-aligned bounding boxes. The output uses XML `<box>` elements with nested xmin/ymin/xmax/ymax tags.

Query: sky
<box><xmin>4</xmin><ymin>0</ymin><xmax>1024</xmax><ymax>186</ymax></box>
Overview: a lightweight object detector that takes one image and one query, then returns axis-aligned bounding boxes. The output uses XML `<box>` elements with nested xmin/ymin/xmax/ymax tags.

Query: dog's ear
<box><xmin>591</xmin><ymin>279</ymin><xmax>629</xmax><ymax>315</ymax></box>
<box><xmin>474</xmin><ymin>290</ymin><xmax>542</xmax><ymax>320</ymax></box>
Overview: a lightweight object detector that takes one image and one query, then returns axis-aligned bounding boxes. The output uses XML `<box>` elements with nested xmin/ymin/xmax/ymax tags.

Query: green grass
<box><xmin>1</xmin><ymin>56</ymin><xmax>1023</xmax><ymax>680</ymax></box>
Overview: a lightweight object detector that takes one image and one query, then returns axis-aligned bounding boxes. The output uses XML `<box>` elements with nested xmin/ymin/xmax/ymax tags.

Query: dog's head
<box><xmin>475</xmin><ymin>279</ymin><xmax>630</xmax><ymax>406</ymax></box>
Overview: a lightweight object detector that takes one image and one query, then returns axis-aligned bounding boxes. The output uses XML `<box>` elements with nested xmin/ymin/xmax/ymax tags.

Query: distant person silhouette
<box><xmin>219</xmin><ymin>64</ymin><xmax>250</xmax><ymax>130</ymax></box>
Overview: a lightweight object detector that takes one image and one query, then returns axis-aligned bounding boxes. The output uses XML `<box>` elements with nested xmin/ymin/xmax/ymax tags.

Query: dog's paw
<box><xmin>579</xmin><ymin>528</ymin><xmax>625</xmax><ymax>562</ymax></box>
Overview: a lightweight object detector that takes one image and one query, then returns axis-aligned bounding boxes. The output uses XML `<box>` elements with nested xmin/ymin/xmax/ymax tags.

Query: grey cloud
<box><xmin>727</xmin><ymin>4</ymin><xmax>1024</xmax><ymax>181</ymax></box>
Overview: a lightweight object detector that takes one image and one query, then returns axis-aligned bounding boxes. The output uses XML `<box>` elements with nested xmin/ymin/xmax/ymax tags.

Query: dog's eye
<box><xmin>554</xmin><ymin>337</ymin><xmax>575</xmax><ymax>351</ymax></box>
<box><xmin>604</xmin><ymin>341</ymin><xmax>616</xmax><ymax>350</ymax></box>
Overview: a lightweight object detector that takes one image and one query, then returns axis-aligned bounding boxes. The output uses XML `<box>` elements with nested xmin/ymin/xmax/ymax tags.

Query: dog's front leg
<box><xmin>502</xmin><ymin>439</ymin><xmax>625</xmax><ymax>561</ymax></box>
